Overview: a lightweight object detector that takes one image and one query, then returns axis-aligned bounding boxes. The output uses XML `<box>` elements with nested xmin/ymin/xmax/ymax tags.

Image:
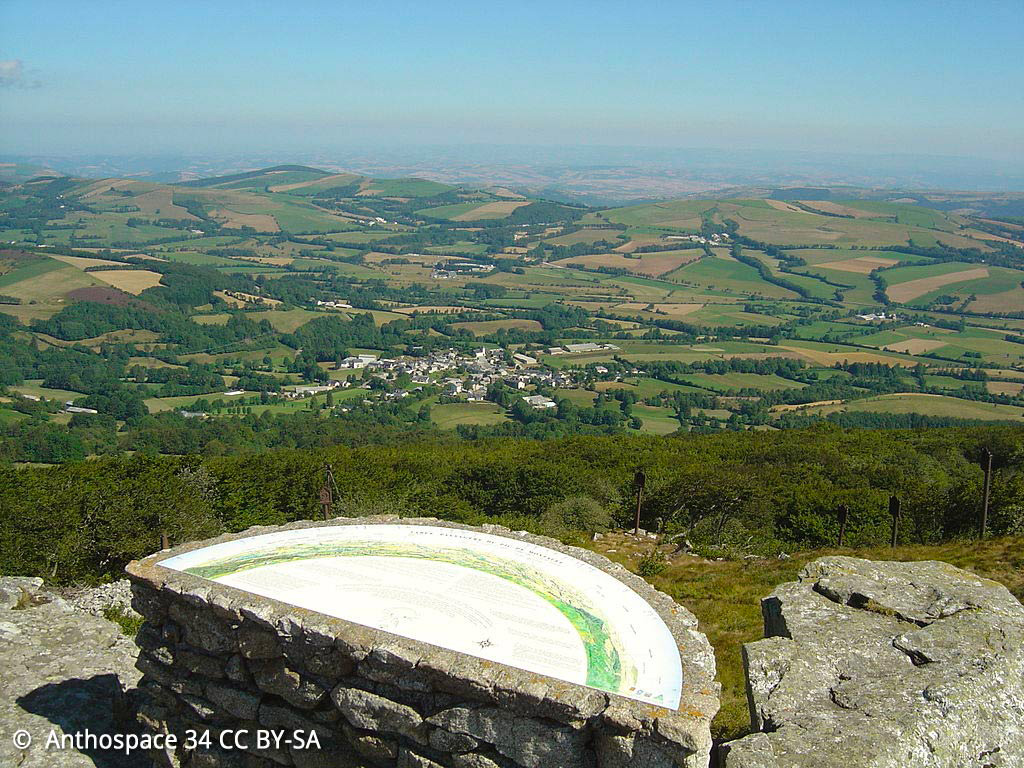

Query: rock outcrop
<box><xmin>0</xmin><ymin>576</ymin><xmax>147</xmax><ymax>768</ymax></box>
<box><xmin>722</xmin><ymin>556</ymin><xmax>1024</xmax><ymax>768</ymax></box>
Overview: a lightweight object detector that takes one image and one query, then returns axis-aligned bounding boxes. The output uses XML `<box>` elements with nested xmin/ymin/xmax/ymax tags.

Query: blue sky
<box><xmin>1</xmin><ymin>0</ymin><xmax>1021</xmax><ymax>162</ymax></box>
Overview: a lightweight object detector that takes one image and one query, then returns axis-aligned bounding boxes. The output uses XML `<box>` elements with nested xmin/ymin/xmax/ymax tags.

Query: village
<box><xmin>280</xmin><ymin>343</ymin><xmax>622</xmax><ymax>411</ymax></box>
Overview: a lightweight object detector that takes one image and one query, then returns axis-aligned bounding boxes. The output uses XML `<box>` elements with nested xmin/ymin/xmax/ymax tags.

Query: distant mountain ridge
<box><xmin>176</xmin><ymin>164</ymin><xmax>331</xmax><ymax>188</ymax></box>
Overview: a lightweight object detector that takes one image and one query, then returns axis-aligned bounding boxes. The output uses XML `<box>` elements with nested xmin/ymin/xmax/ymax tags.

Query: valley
<box><xmin>2</xmin><ymin>165</ymin><xmax>1023</xmax><ymax>462</ymax></box>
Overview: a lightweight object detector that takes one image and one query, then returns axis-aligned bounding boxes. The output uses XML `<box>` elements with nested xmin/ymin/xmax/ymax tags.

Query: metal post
<box><xmin>319</xmin><ymin>466</ymin><xmax>339</xmax><ymax>520</ymax></box>
<box><xmin>889</xmin><ymin>496</ymin><xmax>901</xmax><ymax>548</ymax></box>
<box><xmin>980</xmin><ymin>448</ymin><xmax>993</xmax><ymax>539</ymax></box>
<box><xmin>633</xmin><ymin>469</ymin><xmax>646</xmax><ymax>535</ymax></box>
<box><xmin>837</xmin><ymin>504</ymin><xmax>849</xmax><ymax>547</ymax></box>
<box><xmin>161</xmin><ymin>532</ymin><xmax>170</xmax><ymax>550</ymax></box>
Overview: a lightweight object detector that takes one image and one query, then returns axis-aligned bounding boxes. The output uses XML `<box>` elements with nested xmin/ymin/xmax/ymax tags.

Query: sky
<box><xmin>1</xmin><ymin>0</ymin><xmax>1022</xmax><ymax>164</ymax></box>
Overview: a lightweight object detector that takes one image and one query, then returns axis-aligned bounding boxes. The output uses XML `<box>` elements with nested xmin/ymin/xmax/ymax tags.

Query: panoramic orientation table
<box><xmin>161</xmin><ymin>522</ymin><xmax>683</xmax><ymax>708</ymax></box>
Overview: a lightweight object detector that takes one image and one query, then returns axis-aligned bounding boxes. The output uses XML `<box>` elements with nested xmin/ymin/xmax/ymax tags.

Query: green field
<box><xmin>597</xmin><ymin>377</ymin><xmax>706</xmax><ymax>397</ymax></box>
<box><xmin>144</xmin><ymin>390</ymin><xmax>254</xmax><ymax>413</ymax></box>
<box><xmin>161</xmin><ymin>251</ymin><xmax>240</xmax><ymax>266</ymax></box>
<box><xmin>631</xmin><ymin>404</ymin><xmax>682</xmax><ymax>434</ymax></box>
<box><xmin>247</xmin><ymin>308</ymin><xmax>337</xmax><ymax>333</ymax></box>
<box><xmin>667</xmin><ymin>253</ymin><xmax>799</xmax><ymax>299</ymax></box>
<box><xmin>364</xmin><ymin>178</ymin><xmax>452</xmax><ymax>197</ymax></box>
<box><xmin>553</xmin><ymin>388</ymin><xmax>598</xmax><ymax>406</ymax></box>
<box><xmin>544</xmin><ymin>229</ymin><xmax>620</xmax><ymax>246</ymax></box>
<box><xmin>430</xmin><ymin>402</ymin><xmax>510</xmax><ymax>428</ymax></box>
<box><xmin>0</xmin><ymin>406</ymin><xmax>29</xmax><ymax>425</ymax></box>
<box><xmin>10</xmin><ymin>380</ymin><xmax>88</xmax><ymax>402</ymax></box>
<box><xmin>805</xmin><ymin>393</ymin><xmax>1024</xmax><ymax>422</ymax></box>
<box><xmin>677</xmin><ymin>372</ymin><xmax>806</xmax><ymax>392</ymax></box>
<box><xmin>2</xmin><ymin>169</ymin><xmax>1022</xmax><ymax>443</ymax></box>
<box><xmin>599</xmin><ymin>199</ymin><xmax>997</xmax><ymax>250</ymax></box>
<box><xmin>0</xmin><ymin>255</ymin><xmax>65</xmax><ymax>288</ymax></box>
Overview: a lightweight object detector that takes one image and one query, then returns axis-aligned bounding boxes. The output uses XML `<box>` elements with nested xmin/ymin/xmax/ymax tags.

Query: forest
<box><xmin>2</xmin><ymin>424</ymin><xmax>1022</xmax><ymax>585</ymax></box>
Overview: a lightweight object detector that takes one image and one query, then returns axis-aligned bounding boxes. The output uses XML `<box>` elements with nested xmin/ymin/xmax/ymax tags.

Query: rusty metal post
<box><xmin>980</xmin><ymin>448</ymin><xmax>993</xmax><ymax>539</ymax></box>
<box><xmin>161</xmin><ymin>532</ymin><xmax>170</xmax><ymax>550</ymax></box>
<box><xmin>889</xmin><ymin>495</ymin><xmax>901</xmax><ymax>548</ymax></box>
<box><xmin>633</xmin><ymin>469</ymin><xmax>646</xmax><ymax>535</ymax></box>
<box><xmin>837</xmin><ymin>504</ymin><xmax>849</xmax><ymax>547</ymax></box>
<box><xmin>320</xmin><ymin>464</ymin><xmax>340</xmax><ymax>521</ymax></box>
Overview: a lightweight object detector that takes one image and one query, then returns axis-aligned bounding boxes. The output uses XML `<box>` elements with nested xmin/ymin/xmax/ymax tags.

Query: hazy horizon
<box><xmin>2</xmin><ymin>0</ymin><xmax>1022</xmax><ymax>172</ymax></box>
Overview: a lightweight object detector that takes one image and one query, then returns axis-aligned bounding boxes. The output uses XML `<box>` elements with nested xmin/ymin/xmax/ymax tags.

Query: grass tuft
<box><xmin>103</xmin><ymin>606</ymin><xmax>144</xmax><ymax>637</ymax></box>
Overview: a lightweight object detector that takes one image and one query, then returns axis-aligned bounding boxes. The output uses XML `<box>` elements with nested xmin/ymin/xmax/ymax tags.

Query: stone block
<box><xmin>251</xmin><ymin>657</ymin><xmax>326</xmax><ymax>709</ymax></box>
<box><xmin>332</xmin><ymin>685</ymin><xmax>427</xmax><ymax>744</ymax></box>
<box><xmin>724</xmin><ymin>556</ymin><xmax>1024</xmax><ymax>768</ymax></box>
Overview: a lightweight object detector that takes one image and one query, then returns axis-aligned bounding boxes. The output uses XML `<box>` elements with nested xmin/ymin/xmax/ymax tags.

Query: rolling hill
<box><xmin>1</xmin><ymin>166</ymin><xmax>1023</xmax><ymax>444</ymax></box>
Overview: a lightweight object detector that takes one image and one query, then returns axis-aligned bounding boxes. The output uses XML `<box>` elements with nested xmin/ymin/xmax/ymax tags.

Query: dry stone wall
<box><xmin>126</xmin><ymin>517</ymin><xmax>719</xmax><ymax>768</ymax></box>
<box><xmin>722</xmin><ymin>556</ymin><xmax>1024</xmax><ymax>768</ymax></box>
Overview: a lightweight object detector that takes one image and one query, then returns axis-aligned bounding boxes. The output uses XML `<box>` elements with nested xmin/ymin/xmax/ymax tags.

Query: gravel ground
<box><xmin>57</xmin><ymin>580</ymin><xmax>140</xmax><ymax>620</ymax></box>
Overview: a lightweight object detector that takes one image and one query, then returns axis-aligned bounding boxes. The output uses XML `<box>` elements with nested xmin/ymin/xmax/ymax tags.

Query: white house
<box><xmin>522</xmin><ymin>394</ymin><xmax>557</xmax><ymax>409</ymax></box>
<box><xmin>338</xmin><ymin>354</ymin><xmax>379</xmax><ymax>369</ymax></box>
<box><xmin>64</xmin><ymin>402</ymin><xmax>98</xmax><ymax>415</ymax></box>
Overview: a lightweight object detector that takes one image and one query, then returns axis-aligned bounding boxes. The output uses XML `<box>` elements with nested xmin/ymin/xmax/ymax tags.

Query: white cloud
<box><xmin>0</xmin><ymin>59</ymin><xmax>41</xmax><ymax>88</ymax></box>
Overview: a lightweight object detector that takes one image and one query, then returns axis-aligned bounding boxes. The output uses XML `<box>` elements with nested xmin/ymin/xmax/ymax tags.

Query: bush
<box><xmin>540</xmin><ymin>495</ymin><xmax>612</xmax><ymax>533</ymax></box>
<box><xmin>637</xmin><ymin>549</ymin><xmax>668</xmax><ymax>578</ymax></box>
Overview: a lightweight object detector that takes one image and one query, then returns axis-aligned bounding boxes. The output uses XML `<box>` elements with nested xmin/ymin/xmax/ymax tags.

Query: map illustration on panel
<box><xmin>160</xmin><ymin>524</ymin><xmax>683</xmax><ymax>707</ymax></box>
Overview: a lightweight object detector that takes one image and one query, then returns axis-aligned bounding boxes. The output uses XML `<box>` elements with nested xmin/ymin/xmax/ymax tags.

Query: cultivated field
<box><xmin>887</xmin><ymin>267</ymin><xmax>989</xmax><ymax>303</ymax></box>
<box><xmin>967</xmin><ymin>287</ymin><xmax>1024</xmax><ymax>313</ymax></box>
<box><xmin>555</xmin><ymin>249</ymin><xmax>701</xmax><ymax>277</ymax></box>
<box><xmin>210</xmin><ymin>208</ymin><xmax>280</xmax><ymax>232</ymax></box>
<box><xmin>449</xmin><ymin>318</ymin><xmax>544</xmax><ymax>335</ymax></box>
<box><xmin>50</xmin><ymin>254</ymin><xmax>125</xmax><ymax>269</ymax></box>
<box><xmin>451</xmin><ymin>201</ymin><xmax>531</xmax><ymax>221</ymax></box>
<box><xmin>613</xmin><ymin>302</ymin><xmax>704</xmax><ymax>316</ymax></box>
<box><xmin>816</xmin><ymin>255</ymin><xmax>900</xmax><ymax>273</ymax></box>
<box><xmin>94</xmin><ymin>269</ymin><xmax>164</xmax><ymax>294</ymax></box>
<box><xmin>882</xmin><ymin>338</ymin><xmax>948</xmax><ymax>354</ymax></box>
<box><xmin>806</xmin><ymin>393</ymin><xmax>1024</xmax><ymax>422</ymax></box>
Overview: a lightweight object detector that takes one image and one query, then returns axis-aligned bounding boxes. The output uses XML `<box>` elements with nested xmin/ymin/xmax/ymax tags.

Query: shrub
<box><xmin>637</xmin><ymin>549</ymin><xmax>668</xmax><ymax>578</ymax></box>
<box><xmin>540</xmin><ymin>495</ymin><xmax>612</xmax><ymax>533</ymax></box>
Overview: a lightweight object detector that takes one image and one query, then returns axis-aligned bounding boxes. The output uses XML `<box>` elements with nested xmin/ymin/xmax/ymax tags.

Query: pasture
<box><xmin>430</xmin><ymin>402</ymin><xmax>509</xmax><ymax>428</ymax></box>
<box><xmin>632</xmin><ymin>405</ymin><xmax>682</xmax><ymax>435</ymax></box>
<box><xmin>596</xmin><ymin>377</ymin><xmax>706</xmax><ymax>397</ymax></box>
<box><xmin>600</xmin><ymin>199</ymin><xmax>998</xmax><ymax>250</ymax></box>
<box><xmin>666</xmin><ymin>252</ymin><xmax>800</xmax><ymax>299</ymax></box>
<box><xmin>816</xmin><ymin>255</ymin><xmax>900</xmax><ymax>273</ymax></box>
<box><xmin>556</xmin><ymin>249</ymin><xmax>702</xmax><ymax>277</ymax></box>
<box><xmin>248</xmin><ymin>308</ymin><xmax>345</xmax><ymax>332</ymax></box>
<box><xmin>144</xmin><ymin>391</ymin><xmax>253</xmax><ymax>413</ymax></box>
<box><xmin>676</xmin><ymin>372</ymin><xmax>807</xmax><ymax>392</ymax></box>
<box><xmin>804</xmin><ymin>393</ymin><xmax>1024</xmax><ymax>422</ymax></box>
<box><xmin>9</xmin><ymin>380</ymin><xmax>87</xmax><ymax>402</ymax></box>
<box><xmin>544</xmin><ymin>229</ymin><xmax>620</xmax><ymax>246</ymax></box>
<box><xmin>449</xmin><ymin>318</ymin><xmax>544</xmax><ymax>335</ymax></box>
